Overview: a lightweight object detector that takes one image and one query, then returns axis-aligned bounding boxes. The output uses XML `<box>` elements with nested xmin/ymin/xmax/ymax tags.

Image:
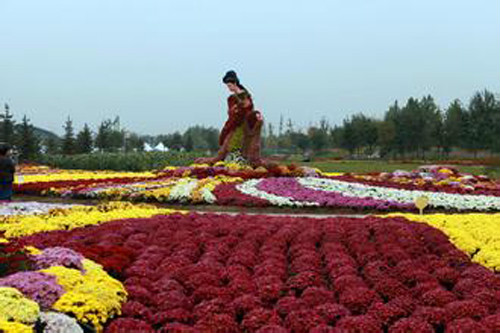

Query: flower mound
<box><xmin>17</xmin><ymin>212</ymin><xmax>500</xmax><ymax>332</ymax></box>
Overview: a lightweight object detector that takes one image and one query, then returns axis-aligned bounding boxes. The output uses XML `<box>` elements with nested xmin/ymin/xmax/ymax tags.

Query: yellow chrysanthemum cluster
<box><xmin>213</xmin><ymin>161</ymin><xmax>255</xmax><ymax>171</ymax></box>
<box><xmin>0</xmin><ymin>321</ymin><xmax>33</xmax><ymax>333</ymax></box>
<box><xmin>0</xmin><ymin>202</ymin><xmax>181</xmax><ymax>239</ymax></box>
<box><xmin>191</xmin><ymin>176</ymin><xmax>242</xmax><ymax>203</ymax></box>
<box><xmin>385</xmin><ymin>213</ymin><xmax>500</xmax><ymax>271</ymax></box>
<box><xmin>41</xmin><ymin>260</ymin><xmax>127</xmax><ymax>333</ymax></box>
<box><xmin>140</xmin><ymin>178</ymin><xmax>188</xmax><ymax>200</ymax></box>
<box><xmin>0</xmin><ymin>287</ymin><xmax>39</xmax><ymax>325</ymax></box>
<box><xmin>15</xmin><ymin>170</ymin><xmax>156</xmax><ymax>184</ymax></box>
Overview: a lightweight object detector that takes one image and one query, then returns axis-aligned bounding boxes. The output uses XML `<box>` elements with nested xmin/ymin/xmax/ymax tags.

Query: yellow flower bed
<box><xmin>14</xmin><ymin>170</ymin><xmax>157</xmax><ymax>184</ymax></box>
<box><xmin>0</xmin><ymin>202</ymin><xmax>182</xmax><ymax>239</ymax></box>
<box><xmin>42</xmin><ymin>259</ymin><xmax>127</xmax><ymax>333</ymax></box>
<box><xmin>0</xmin><ymin>321</ymin><xmax>33</xmax><ymax>333</ymax></box>
<box><xmin>385</xmin><ymin>213</ymin><xmax>500</xmax><ymax>271</ymax></box>
<box><xmin>321</xmin><ymin>172</ymin><xmax>344</xmax><ymax>177</ymax></box>
<box><xmin>0</xmin><ymin>287</ymin><xmax>40</xmax><ymax>325</ymax></box>
<box><xmin>191</xmin><ymin>176</ymin><xmax>242</xmax><ymax>203</ymax></box>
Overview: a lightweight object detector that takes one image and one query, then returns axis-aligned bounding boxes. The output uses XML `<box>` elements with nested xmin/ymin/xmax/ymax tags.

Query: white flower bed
<box><xmin>0</xmin><ymin>202</ymin><xmax>78</xmax><ymax>217</ymax></box>
<box><xmin>299</xmin><ymin>177</ymin><xmax>500</xmax><ymax>211</ymax></box>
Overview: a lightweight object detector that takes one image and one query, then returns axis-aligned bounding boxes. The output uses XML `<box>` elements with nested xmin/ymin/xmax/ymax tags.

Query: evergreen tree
<box><xmin>95</xmin><ymin>119</ymin><xmax>112</xmax><ymax>151</ymax></box>
<box><xmin>443</xmin><ymin>100</ymin><xmax>465</xmax><ymax>153</ymax></box>
<box><xmin>184</xmin><ymin>133</ymin><xmax>194</xmax><ymax>152</ymax></box>
<box><xmin>340</xmin><ymin>118</ymin><xmax>357</xmax><ymax>154</ymax></box>
<box><xmin>466</xmin><ymin>90</ymin><xmax>497</xmax><ymax>154</ymax></box>
<box><xmin>0</xmin><ymin>103</ymin><xmax>15</xmax><ymax>143</ymax></box>
<box><xmin>62</xmin><ymin>117</ymin><xmax>76</xmax><ymax>155</ymax></box>
<box><xmin>15</xmin><ymin>115</ymin><xmax>40</xmax><ymax>160</ymax></box>
<box><xmin>44</xmin><ymin>136</ymin><xmax>60</xmax><ymax>155</ymax></box>
<box><xmin>76</xmin><ymin>123</ymin><xmax>93</xmax><ymax>154</ymax></box>
<box><xmin>309</xmin><ymin>126</ymin><xmax>328</xmax><ymax>152</ymax></box>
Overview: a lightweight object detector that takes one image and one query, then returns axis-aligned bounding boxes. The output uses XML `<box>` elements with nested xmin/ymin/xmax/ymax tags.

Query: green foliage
<box><xmin>62</xmin><ymin>117</ymin><xmax>76</xmax><ymax>155</ymax></box>
<box><xmin>36</xmin><ymin>151</ymin><xmax>204</xmax><ymax>171</ymax></box>
<box><xmin>44</xmin><ymin>136</ymin><xmax>61</xmax><ymax>155</ymax></box>
<box><xmin>0</xmin><ymin>103</ymin><xmax>15</xmax><ymax>143</ymax></box>
<box><xmin>15</xmin><ymin>115</ymin><xmax>40</xmax><ymax>161</ymax></box>
<box><xmin>76</xmin><ymin>123</ymin><xmax>93</xmax><ymax>154</ymax></box>
<box><xmin>95</xmin><ymin>117</ymin><xmax>125</xmax><ymax>152</ymax></box>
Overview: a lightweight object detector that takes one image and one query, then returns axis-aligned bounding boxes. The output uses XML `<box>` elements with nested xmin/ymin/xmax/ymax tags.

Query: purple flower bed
<box><xmin>0</xmin><ymin>271</ymin><xmax>65</xmax><ymax>309</ymax></box>
<box><xmin>32</xmin><ymin>247</ymin><xmax>84</xmax><ymax>271</ymax></box>
<box><xmin>257</xmin><ymin>178</ymin><xmax>414</xmax><ymax>211</ymax></box>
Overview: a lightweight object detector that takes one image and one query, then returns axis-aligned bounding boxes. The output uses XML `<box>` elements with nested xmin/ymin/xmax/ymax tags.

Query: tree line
<box><xmin>1</xmin><ymin>89</ymin><xmax>499</xmax><ymax>161</ymax></box>
<box><xmin>0</xmin><ymin>107</ymin><xmax>220</xmax><ymax>161</ymax></box>
<box><xmin>262</xmin><ymin>90</ymin><xmax>500</xmax><ymax>158</ymax></box>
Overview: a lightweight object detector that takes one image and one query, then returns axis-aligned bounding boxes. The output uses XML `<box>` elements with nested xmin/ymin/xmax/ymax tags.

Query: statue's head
<box><xmin>223</xmin><ymin>70</ymin><xmax>244</xmax><ymax>93</ymax></box>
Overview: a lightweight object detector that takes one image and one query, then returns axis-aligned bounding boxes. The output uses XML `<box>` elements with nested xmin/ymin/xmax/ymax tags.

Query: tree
<box><xmin>290</xmin><ymin>131</ymin><xmax>310</xmax><ymax>152</ymax></box>
<box><xmin>168</xmin><ymin>132</ymin><xmax>183</xmax><ymax>150</ymax></box>
<box><xmin>62</xmin><ymin>117</ymin><xmax>76</xmax><ymax>155</ymax></box>
<box><xmin>184</xmin><ymin>133</ymin><xmax>194</xmax><ymax>152</ymax></box>
<box><xmin>125</xmin><ymin>133</ymin><xmax>146</xmax><ymax>152</ymax></box>
<box><xmin>348</xmin><ymin>114</ymin><xmax>378</xmax><ymax>154</ymax></box>
<box><xmin>265</xmin><ymin>123</ymin><xmax>277</xmax><ymax>149</ymax></box>
<box><xmin>309</xmin><ymin>126</ymin><xmax>328</xmax><ymax>152</ymax></box>
<box><xmin>377</xmin><ymin>120</ymin><xmax>395</xmax><ymax>157</ymax></box>
<box><xmin>0</xmin><ymin>103</ymin><xmax>15</xmax><ymax>143</ymax></box>
<box><xmin>384</xmin><ymin>101</ymin><xmax>404</xmax><ymax>156</ymax></box>
<box><xmin>95</xmin><ymin>119</ymin><xmax>112</xmax><ymax>151</ymax></box>
<box><xmin>279</xmin><ymin>114</ymin><xmax>284</xmax><ymax>137</ymax></box>
<box><xmin>465</xmin><ymin>90</ymin><xmax>497</xmax><ymax>155</ymax></box>
<box><xmin>340</xmin><ymin>118</ymin><xmax>357</xmax><ymax>154</ymax></box>
<box><xmin>76</xmin><ymin>123</ymin><xmax>93</xmax><ymax>154</ymax></box>
<box><xmin>418</xmin><ymin>95</ymin><xmax>442</xmax><ymax>157</ymax></box>
<box><xmin>330</xmin><ymin>126</ymin><xmax>343</xmax><ymax>148</ymax></box>
<box><xmin>15</xmin><ymin>115</ymin><xmax>40</xmax><ymax>160</ymax></box>
<box><xmin>44</xmin><ymin>136</ymin><xmax>60</xmax><ymax>155</ymax></box>
<box><xmin>443</xmin><ymin>100</ymin><xmax>466</xmax><ymax>153</ymax></box>
<box><xmin>492</xmin><ymin>97</ymin><xmax>500</xmax><ymax>153</ymax></box>
<box><xmin>205</xmin><ymin>128</ymin><xmax>219</xmax><ymax>152</ymax></box>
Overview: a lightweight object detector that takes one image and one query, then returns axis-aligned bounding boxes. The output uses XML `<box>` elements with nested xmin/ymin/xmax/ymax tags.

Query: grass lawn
<box><xmin>300</xmin><ymin>160</ymin><xmax>500</xmax><ymax>179</ymax></box>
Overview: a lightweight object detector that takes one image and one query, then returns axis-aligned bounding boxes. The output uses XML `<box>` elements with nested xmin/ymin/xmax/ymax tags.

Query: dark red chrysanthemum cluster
<box><xmin>0</xmin><ymin>239</ymin><xmax>33</xmax><ymax>277</ymax></box>
<box><xmin>20</xmin><ymin>213</ymin><xmax>500</xmax><ymax>333</ymax></box>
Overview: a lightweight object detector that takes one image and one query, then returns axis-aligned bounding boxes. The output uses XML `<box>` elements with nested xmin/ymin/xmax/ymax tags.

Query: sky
<box><xmin>1</xmin><ymin>0</ymin><xmax>499</xmax><ymax>136</ymax></box>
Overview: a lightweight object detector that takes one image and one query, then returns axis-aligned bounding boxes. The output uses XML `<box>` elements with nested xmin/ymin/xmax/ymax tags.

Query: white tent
<box><xmin>143</xmin><ymin>143</ymin><xmax>154</xmax><ymax>152</ymax></box>
<box><xmin>154</xmin><ymin>142</ymin><xmax>169</xmax><ymax>152</ymax></box>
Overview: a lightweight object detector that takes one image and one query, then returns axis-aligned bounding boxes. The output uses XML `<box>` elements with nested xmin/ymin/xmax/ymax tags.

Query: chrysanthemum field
<box><xmin>1</xmin><ymin>163</ymin><xmax>499</xmax><ymax>333</ymax></box>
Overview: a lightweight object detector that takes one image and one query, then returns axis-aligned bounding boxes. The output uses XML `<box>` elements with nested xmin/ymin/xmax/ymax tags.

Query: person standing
<box><xmin>0</xmin><ymin>143</ymin><xmax>16</xmax><ymax>201</ymax></box>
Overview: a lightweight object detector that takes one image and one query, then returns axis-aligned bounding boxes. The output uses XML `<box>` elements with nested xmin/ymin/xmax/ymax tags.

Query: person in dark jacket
<box><xmin>0</xmin><ymin>143</ymin><xmax>16</xmax><ymax>201</ymax></box>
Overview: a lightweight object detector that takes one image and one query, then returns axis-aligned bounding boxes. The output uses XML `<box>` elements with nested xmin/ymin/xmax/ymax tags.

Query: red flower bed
<box><xmin>0</xmin><ymin>240</ymin><xmax>33</xmax><ymax>277</ymax></box>
<box><xmin>18</xmin><ymin>213</ymin><xmax>500</xmax><ymax>333</ymax></box>
<box><xmin>213</xmin><ymin>183</ymin><xmax>269</xmax><ymax>207</ymax></box>
<box><xmin>14</xmin><ymin>175</ymin><xmax>162</xmax><ymax>196</ymax></box>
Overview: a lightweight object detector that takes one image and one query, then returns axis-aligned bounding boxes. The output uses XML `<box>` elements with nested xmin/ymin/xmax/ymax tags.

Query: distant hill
<box><xmin>11</xmin><ymin>124</ymin><xmax>60</xmax><ymax>142</ymax></box>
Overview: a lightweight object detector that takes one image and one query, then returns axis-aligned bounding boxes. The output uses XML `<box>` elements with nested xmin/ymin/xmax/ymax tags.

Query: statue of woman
<box><xmin>197</xmin><ymin>71</ymin><xmax>264</xmax><ymax>166</ymax></box>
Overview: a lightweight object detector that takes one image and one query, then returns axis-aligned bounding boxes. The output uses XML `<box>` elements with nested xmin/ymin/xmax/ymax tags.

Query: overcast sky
<box><xmin>1</xmin><ymin>0</ymin><xmax>499</xmax><ymax>136</ymax></box>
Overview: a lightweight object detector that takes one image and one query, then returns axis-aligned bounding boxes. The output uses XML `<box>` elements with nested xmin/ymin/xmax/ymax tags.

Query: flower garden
<box><xmin>1</xmin><ymin>163</ymin><xmax>500</xmax><ymax>333</ymax></box>
<box><xmin>13</xmin><ymin>163</ymin><xmax>500</xmax><ymax>212</ymax></box>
